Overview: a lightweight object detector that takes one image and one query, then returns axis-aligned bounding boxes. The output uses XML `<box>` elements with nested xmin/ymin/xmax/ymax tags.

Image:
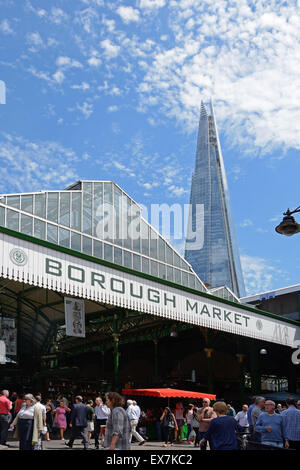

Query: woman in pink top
<box><xmin>54</xmin><ymin>401</ymin><xmax>70</xmax><ymax>440</ymax></box>
<box><xmin>174</xmin><ymin>402</ymin><xmax>185</xmax><ymax>442</ymax></box>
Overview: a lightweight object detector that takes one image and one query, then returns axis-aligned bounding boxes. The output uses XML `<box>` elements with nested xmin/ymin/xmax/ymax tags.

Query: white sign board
<box><xmin>64</xmin><ymin>297</ymin><xmax>85</xmax><ymax>338</ymax></box>
<box><xmin>0</xmin><ymin>340</ymin><xmax>6</xmax><ymax>364</ymax></box>
<box><xmin>1</xmin><ymin>231</ymin><xmax>300</xmax><ymax>347</ymax></box>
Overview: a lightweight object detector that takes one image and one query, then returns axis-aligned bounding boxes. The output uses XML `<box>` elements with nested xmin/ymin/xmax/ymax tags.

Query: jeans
<box><xmin>0</xmin><ymin>414</ymin><xmax>10</xmax><ymax>445</ymax></box>
<box><xmin>193</xmin><ymin>427</ymin><xmax>200</xmax><ymax>446</ymax></box>
<box><xmin>163</xmin><ymin>426</ymin><xmax>174</xmax><ymax>444</ymax></box>
<box><xmin>186</xmin><ymin>424</ymin><xmax>192</xmax><ymax>440</ymax></box>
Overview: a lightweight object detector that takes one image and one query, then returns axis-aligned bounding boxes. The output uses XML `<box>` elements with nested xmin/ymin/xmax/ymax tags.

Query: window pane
<box><xmin>83</xmin><ymin>191</ymin><xmax>92</xmax><ymax>235</ymax></box>
<box><xmin>0</xmin><ymin>206</ymin><xmax>4</xmax><ymax>226</ymax></box>
<box><xmin>93</xmin><ymin>240</ymin><xmax>103</xmax><ymax>259</ymax></box>
<box><xmin>142</xmin><ymin>257</ymin><xmax>149</xmax><ymax>274</ymax></box>
<box><xmin>47</xmin><ymin>224</ymin><xmax>58</xmax><ymax>244</ymax></box>
<box><xmin>104</xmin><ymin>182</ymin><xmax>112</xmax><ymax>204</ymax></box>
<box><xmin>123</xmin><ymin>251</ymin><xmax>132</xmax><ymax>268</ymax></box>
<box><xmin>59</xmin><ymin>228</ymin><xmax>70</xmax><ymax>248</ymax></box>
<box><xmin>93</xmin><ymin>182</ymin><xmax>103</xmax><ymax>238</ymax></box>
<box><xmin>133</xmin><ymin>254</ymin><xmax>141</xmax><ymax>271</ymax></box>
<box><xmin>21</xmin><ymin>195</ymin><xmax>33</xmax><ymax>214</ymax></box>
<box><xmin>82</xmin><ymin>182</ymin><xmax>92</xmax><ymax>194</ymax></box>
<box><xmin>159</xmin><ymin>263</ymin><xmax>166</xmax><ymax>280</ymax></box>
<box><xmin>104</xmin><ymin>183</ymin><xmax>114</xmax><ymax>243</ymax></box>
<box><xmin>150</xmin><ymin>228</ymin><xmax>158</xmax><ymax>259</ymax></box>
<box><xmin>6</xmin><ymin>209</ymin><xmax>19</xmax><ymax>231</ymax></box>
<box><xmin>20</xmin><ymin>214</ymin><xmax>33</xmax><ymax>235</ymax></box>
<box><xmin>34</xmin><ymin>219</ymin><xmax>46</xmax><ymax>240</ymax></box>
<box><xmin>114</xmin><ymin>247</ymin><xmax>122</xmax><ymax>265</ymax></box>
<box><xmin>174</xmin><ymin>269</ymin><xmax>181</xmax><ymax>285</ymax></box>
<box><xmin>174</xmin><ymin>252</ymin><xmax>181</xmax><ymax>268</ymax></box>
<box><xmin>71</xmin><ymin>232</ymin><xmax>81</xmax><ymax>251</ymax></box>
<box><xmin>47</xmin><ymin>193</ymin><xmax>58</xmax><ymax>223</ymax></box>
<box><xmin>59</xmin><ymin>192</ymin><xmax>70</xmax><ymax>227</ymax></box>
<box><xmin>141</xmin><ymin>220</ymin><xmax>149</xmax><ymax>256</ymax></box>
<box><xmin>182</xmin><ymin>271</ymin><xmax>189</xmax><ymax>287</ymax></box>
<box><xmin>6</xmin><ymin>196</ymin><xmax>20</xmax><ymax>209</ymax></box>
<box><xmin>167</xmin><ymin>266</ymin><xmax>173</xmax><ymax>282</ymax></box>
<box><xmin>132</xmin><ymin>221</ymin><xmax>140</xmax><ymax>253</ymax></box>
<box><xmin>166</xmin><ymin>245</ymin><xmax>173</xmax><ymax>265</ymax></box>
<box><xmin>151</xmin><ymin>260</ymin><xmax>158</xmax><ymax>277</ymax></box>
<box><xmin>82</xmin><ymin>236</ymin><xmax>92</xmax><ymax>255</ymax></box>
<box><xmin>158</xmin><ymin>238</ymin><xmax>165</xmax><ymax>262</ymax></box>
<box><xmin>71</xmin><ymin>192</ymin><xmax>81</xmax><ymax>231</ymax></box>
<box><xmin>188</xmin><ymin>274</ymin><xmax>195</xmax><ymax>289</ymax></box>
<box><xmin>123</xmin><ymin>198</ymin><xmax>132</xmax><ymax>250</ymax></box>
<box><xmin>34</xmin><ymin>193</ymin><xmax>46</xmax><ymax>218</ymax></box>
<box><xmin>103</xmin><ymin>243</ymin><xmax>113</xmax><ymax>262</ymax></box>
<box><xmin>114</xmin><ymin>186</ymin><xmax>122</xmax><ymax>247</ymax></box>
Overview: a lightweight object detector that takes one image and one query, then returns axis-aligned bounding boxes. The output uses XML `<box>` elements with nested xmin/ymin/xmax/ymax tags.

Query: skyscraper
<box><xmin>185</xmin><ymin>100</ymin><xmax>245</xmax><ymax>297</ymax></box>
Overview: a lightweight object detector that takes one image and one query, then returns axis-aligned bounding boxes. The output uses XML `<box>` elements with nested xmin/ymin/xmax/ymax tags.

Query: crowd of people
<box><xmin>1</xmin><ymin>389</ymin><xmax>300</xmax><ymax>450</ymax></box>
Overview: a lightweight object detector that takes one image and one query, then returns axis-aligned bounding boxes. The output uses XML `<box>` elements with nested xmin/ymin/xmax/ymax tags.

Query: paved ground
<box><xmin>1</xmin><ymin>437</ymin><xmax>201</xmax><ymax>451</ymax></box>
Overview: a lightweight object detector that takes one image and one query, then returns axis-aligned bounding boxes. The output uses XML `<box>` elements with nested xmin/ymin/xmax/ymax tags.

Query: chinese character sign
<box><xmin>64</xmin><ymin>298</ymin><xmax>85</xmax><ymax>338</ymax></box>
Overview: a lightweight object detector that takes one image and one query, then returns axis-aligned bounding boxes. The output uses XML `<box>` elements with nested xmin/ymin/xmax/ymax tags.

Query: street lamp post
<box><xmin>275</xmin><ymin>207</ymin><xmax>300</xmax><ymax>236</ymax></box>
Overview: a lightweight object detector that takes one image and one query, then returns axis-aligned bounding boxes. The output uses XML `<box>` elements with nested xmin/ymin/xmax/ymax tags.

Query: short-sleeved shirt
<box><xmin>0</xmin><ymin>395</ymin><xmax>11</xmax><ymax>414</ymax></box>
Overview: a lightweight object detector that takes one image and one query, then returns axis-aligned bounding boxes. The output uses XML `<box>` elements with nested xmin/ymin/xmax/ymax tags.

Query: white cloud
<box><xmin>240</xmin><ymin>219</ymin><xmax>253</xmax><ymax>228</ymax></box>
<box><xmin>87</xmin><ymin>56</ymin><xmax>101</xmax><ymax>67</ymax></box>
<box><xmin>76</xmin><ymin>101</ymin><xmax>94</xmax><ymax>119</ymax></box>
<box><xmin>0</xmin><ymin>133</ymin><xmax>78</xmax><ymax>192</ymax></box>
<box><xmin>100</xmin><ymin>39</ymin><xmax>120</xmax><ymax>58</ymax></box>
<box><xmin>241</xmin><ymin>254</ymin><xmax>288</xmax><ymax>295</ymax></box>
<box><xmin>71</xmin><ymin>82</ymin><xmax>90</xmax><ymax>91</ymax></box>
<box><xmin>116</xmin><ymin>6</ymin><xmax>140</xmax><ymax>24</ymax></box>
<box><xmin>0</xmin><ymin>19</ymin><xmax>14</xmax><ymax>35</ymax></box>
<box><xmin>52</xmin><ymin>70</ymin><xmax>65</xmax><ymax>84</ymax></box>
<box><xmin>50</xmin><ymin>7</ymin><xmax>68</xmax><ymax>24</ymax></box>
<box><xmin>56</xmin><ymin>56</ymin><xmax>83</xmax><ymax>69</ymax></box>
<box><xmin>26</xmin><ymin>31</ymin><xmax>44</xmax><ymax>47</ymax></box>
<box><xmin>140</xmin><ymin>0</ymin><xmax>166</xmax><ymax>9</ymax></box>
<box><xmin>107</xmin><ymin>105</ymin><xmax>118</xmax><ymax>113</ymax></box>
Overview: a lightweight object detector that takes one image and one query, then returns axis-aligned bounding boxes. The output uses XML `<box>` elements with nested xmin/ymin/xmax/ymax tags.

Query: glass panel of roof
<box><xmin>6</xmin><ymin>209</ymin><xmax>19</xmax><ymax>231</ymax></box>
<box><xmin>114</xmin><ymin>185</ymin><xmax>123</xmax><ymax>247</ymax></box>
<box><xmin>20</xmin><ymin>214</ymin><xmax>33</xmax><ymax>236</ymax></box>
<box><xmin>34</xmin><ymin>193</ymin><xmax>46</xmax><ymax>218</ymax></box>
<box><xmin>104</xmin><ymin>183</ymin><xmax>113</xmax><ymax>243</ymax></box>
<box><xmin>83</xmin><ymin>191</ymin><xmax>92</xmax><ymax>235</ymax></box>
<box><xmin>21</xmin><ymin>195</ymin><xmax>33</xmax><ymax>214</ymax></box>
<box><xmin>151</xmin><ymin>260</ymin><xmax>158</xmax><ymax>277</ymax></box>
<box><xmin>167</xmin><ymin>266</ymin><xmax>173</xmax><ymax>282</ymax></box>
<box><xmin>114</xmin><ymin>246</ymin><xmax>122</xmax><ymax>265</ymax></box>
<box><xmin>174</xmin><ymin>268</ymin><xmax>181</xmax><ymax>284</ymax></box>
<box><xmin>34</xmin><ymin>219</ymin><xmax>46</xmax><ymax>240</ymax></box>
<box><xmin>93</xmin><ymin>182</ymin><xmax>103</xmax><ymax>239</ymax></box>
<box><xmin>82</xmin><ymin>182</ymin><xmax>92</xmax><ymax>193</ymax></box>
<box><xmin>173</xmin><ymin>252</ymin><xmax>181</xmax><ymax>268</ymax></box>
<box><xmin>104</xmin><ymin>243</ymin><xmax>113</xmax><ymax>262</ymax></box>
<box><xmin>71</xmin><ymin>192</ymin><xmax>81</xmax><ymax>231</ymax></box>
<box><xmin>123</xmin><ymin>250</ymin><xmax>132</xmax><ymax>268</ymax></box>
<box><xmin>59</xmin><ymin>192</ymin><xmax>70</xmax><ymax>227</ymax></box>
<box><xmin>47</xmin><ymin>223</ymin><xmax>58</xmax><ymax>244</ymax></box>
<box><xmin>82</xmin><ymin>236</ymin><xmax>92</xmax><ymax>255</ymax></box>
<box><xmin>0</xmin><ymin>206</ymin><xmax>4</xmax><ymax>226</ymax></box>
<box><xmin>59</xmin><ymin>227</ymin><xmax>70</xmax><ymax>248</ymax></box>
<box><xmin>159</xmin><ymin>262</ymin><xmax>166</xmax><ymax>280</ymax></box>
<box><xmin>71</xmin><ymin>231</ymin><xmax>81</xmax><ymax>251</ymax></box>
<box><xmin>47</xmin><ymin>193</ymin><xmax>58</xmax><ymax>223</ymax></box>
<box><xmin>188</xmin><ymin>273</ymin><xmax>195</xmax><ymax>289</ymax></box>
<box><xmin>93</xmin><ymin>239</ymin><xmax>102</xmax><ymax>259</ymax></box>
<box><xmin>141</xmin><ymin>220</ymin><xmax>149</xmax><ymax>256</ymax></box>
<box><xmin>133</xmin><ymin>254</ymin><xmax>141</xmax><ymax>271</ymax></box>
<box><xmin>123</xmin><ymin>197</ymin><xmax>132</xmax><ymax>251</ymax></box>
<box><xmin>150</xmin><ymin>228</ymin><xmax>158</xmax><ymax>259</ymax></box>
<box><xmin>142</xmin><ymin>257</ymin><xmax>149</xmax><ymax>274</ymax></box>
<box><xmin>182</xmin><ymin>271</ymin><xmax>189</xmax><ymax>287</ymax></box>
<box><xmin>158</xmin><ymin>237</ymin><xmax>165</xmax><ymax>263</ymax></box>
<box><xmin>6</xmin><ymin>195</ymin><xmax>20</xmax><ymax>209</ymax></box>
<box><xmin>166</xmin><ymin>245</ymin><xmax>173</xmax><ymax>266</ymax></box>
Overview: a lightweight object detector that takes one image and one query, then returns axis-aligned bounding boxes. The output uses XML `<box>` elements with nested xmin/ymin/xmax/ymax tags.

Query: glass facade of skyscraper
<box><xmin>185</xmin><ymin>101</ymin><xmax>245</xmax><ymax>297</ymax></box>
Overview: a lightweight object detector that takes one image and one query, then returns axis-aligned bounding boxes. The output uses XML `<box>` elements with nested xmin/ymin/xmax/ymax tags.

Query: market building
<box><xmin>0</xmin><ymin>181</ymin><xmax>299</xmax><ymax>403</ymax></box>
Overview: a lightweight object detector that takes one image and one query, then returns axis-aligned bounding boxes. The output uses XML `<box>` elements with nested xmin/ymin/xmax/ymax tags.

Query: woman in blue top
<box><xmin>200</xmin><ymin>401</ymin><xmax>242</xmax><ymax>450</ymax></box>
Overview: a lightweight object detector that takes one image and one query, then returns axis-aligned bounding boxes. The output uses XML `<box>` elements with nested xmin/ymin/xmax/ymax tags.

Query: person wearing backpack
<box><xmin>160</xmin><ymin>407</ymin><xmax>178</xmax><ymax>447</ymax></box>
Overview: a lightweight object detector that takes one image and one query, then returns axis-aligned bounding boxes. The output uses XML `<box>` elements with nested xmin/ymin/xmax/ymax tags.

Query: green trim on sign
<box><xmin>0</xmin><ymin>225</ymin><xmax>299</xmax><ymax>327</ymax></box>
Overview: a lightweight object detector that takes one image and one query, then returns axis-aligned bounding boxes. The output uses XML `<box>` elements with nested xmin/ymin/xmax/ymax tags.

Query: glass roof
<box><xmin>0</xmin><ymin>180</ymin><xmax>207</xmax><ymax>292</ymax></box>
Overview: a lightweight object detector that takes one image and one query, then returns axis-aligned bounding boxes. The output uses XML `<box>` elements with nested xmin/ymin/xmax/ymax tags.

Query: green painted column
<box><xmin>204</xmin><ymin>348</ymin><xmax>214</xmax><ymax>394</ymax></box>
<box><xmin>112</xmin><ymin>334</ymin><xmax>120</xmax><ymax>387</ymax></box>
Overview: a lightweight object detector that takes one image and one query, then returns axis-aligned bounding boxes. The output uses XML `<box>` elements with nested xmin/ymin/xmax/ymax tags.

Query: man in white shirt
<box><xmin>235</xmin><ymin>404</ymin><xmax>249</xmax><ymax>432</ymax></box>
<box><xmin>126</xmin><ymin>400</ymin><xmax>145</xmax><ymax>445</ymax></box>
<box><xmin>94</xmin><ymin>397</ymin><xmax>110</xmax><ymax>449</ymax></box>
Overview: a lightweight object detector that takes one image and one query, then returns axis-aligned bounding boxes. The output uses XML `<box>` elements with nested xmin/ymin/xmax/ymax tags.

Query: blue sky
<box><xmin>1</xmin><ymin>0</ymin><xmax>300</xmax><ymax>295</ymax></box>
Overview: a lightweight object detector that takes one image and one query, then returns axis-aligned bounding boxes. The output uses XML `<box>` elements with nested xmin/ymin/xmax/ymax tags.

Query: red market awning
<box><xmin>122</xmin><ymin>388</ymin><xmax>216</xmax><ymax>400</ymax></box>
